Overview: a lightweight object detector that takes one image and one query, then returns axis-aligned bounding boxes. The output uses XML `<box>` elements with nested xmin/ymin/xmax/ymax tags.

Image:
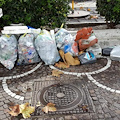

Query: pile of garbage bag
<box><xmin>0</xmin><ymin>26</ymin><xmax>118</xmax><ymax>70</ymax></box>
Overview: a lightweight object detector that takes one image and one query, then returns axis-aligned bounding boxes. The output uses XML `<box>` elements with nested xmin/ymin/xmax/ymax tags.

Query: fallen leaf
<box><xmin>42</xmin><ymin>106</ymin><xmax>49</xmax><ymax>113</ymax></box>
<box><xmin>82</xmin><ymin>105</ymin><xmax>88</xmax><ymax>112</ymax></box>
<box><xmin>8</xmin><ymin>105</ymin><xmax>20</xmax><ymax>116</ymax></box>
<box><xmin>87</xmin><ymin>8</ymin><xmax>91</xmax><ymax>11</ymax></box>
<box><xmin>22</xmin><ymin>106</ymin><xmax>35</xmax><ymax>119</ymax></box>
<box><xmin>90</xmin><ymin>15</ymin><xmax>98</xmax><ymax>19</ymax></box>
<box><xmin>48</xmin><ymin>106</ymin><xmax>57</xmax><ymax>112</ymax></box>
<box><xmin>42</xmin><ymin>103</ymin><xmax>57</xmax><ymax>113</ymax></box>
<box><xmin>47</xmin><ymin>103</ymin><xmax>55</xmax><ymax>107</ymax></box>
<box><xmin>19</xmin><ymin>103</ymin><xmax>35</xmax><ymax>119</ymax></box>
<box><xmin>55</xmin><ymin>62</ymin><xmax>69</xmax><ymax>69</ymax></box>
<box><xmin>52</xmin><ymin>69</ymin><xmax>64</xmax><ymax>77</ymax></box>
<box><xmin>80</xmin><ymin>7</ymin><xmax>84</xmax><ymax>10</ymax></box>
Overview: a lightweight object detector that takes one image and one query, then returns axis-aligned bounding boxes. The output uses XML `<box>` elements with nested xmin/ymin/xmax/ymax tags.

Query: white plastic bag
<box><xmin>110</xmin><ymin>45</ymin><xmax>120</xmax><ymax>61</ymax></box>
<box><xmin>55</xmin><ymin>28</ymin><xmax>74</xmax><ymax>49</ymax></box>
<box><xmin>17</xmin><ymin>34</ymin><xmax>40</xmax><ymax>65</ymax></box>
<box><xmin>35</xmin><ymin>30</ymin><xmax>60</xmax><ymax>65</ymax></box>
<box><xmin>0</xmin><ymin>35</ymin><xmax>17</xmax><ymax>69</ymax></box>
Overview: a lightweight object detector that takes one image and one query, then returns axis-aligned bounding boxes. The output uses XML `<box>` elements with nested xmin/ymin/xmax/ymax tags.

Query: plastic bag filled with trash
<box><xmin>35</xmin><ymin>30</ymin><xmax>60</xmax><ymax>65</ymax></box>
<box><xmin>55</xmin><ymin>28</ymin><xmax>74</xmax><ymax>49</ymax></box>
<box><xmin>17</xmin><ymin>34</ymin><xmax>40</xmax><ymax>65</ymax></box>
<box><xmin>0</xmin><ymin>35</ymin><xmax>17</xmax><ymax>69</ymax></box>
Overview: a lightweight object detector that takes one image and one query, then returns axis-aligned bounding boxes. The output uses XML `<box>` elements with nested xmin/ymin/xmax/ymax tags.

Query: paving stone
<box><xmin>105</xmin><ymin>113</ymin><xmax>111</xmax><ymax>118</ymax></box>
<box><xmin>0</xmin><ymin>102</ymin><xmax>4</xmax><ymax>106</ymax></box>
<box><xmin>0</xmin><ymin>114</ymin><xmax>7</xmax><ymax>119</ymax></box>
<box><xmin>92</xmin><ymin>97</ymin><xmax>98</xmax><ymax>101</ymax></box>
<box><xmin>58</xmin><ymin>117</ymin><xmax>65</xmax><ymax>120</ymax></box>
<box><xmin>113</xmin><ymin>117</ymin><xmax>119</xmax><ymax>120</ymax></box>
<box><xmin>98</xmin><ymin>114</ymin><xmax>105</xmax><ymax>119</ymax></box>
<box><xmin>113</xmin><ymin>103</ymin><xmax>120</xmax><ymax>109</ymax></box>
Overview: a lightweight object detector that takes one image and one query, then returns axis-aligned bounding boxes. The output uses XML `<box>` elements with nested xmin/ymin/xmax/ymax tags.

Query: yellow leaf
<box><xmin>48</xmin><ymin>107</ymin><xmax>57</xmax><ymax>112</ymax></box>
<box><xmin>22</xmin><ymin>106</ymin><xmax>35</xmax><ymax>119</ymax></box>
<box><xmin>42</xmin><ymin>103</ymin><xmax>57</xmax><ymax>113</ymax></box>
<box><xmin>87</xmin><ymin>8</ymin><xmax>91</xmax><ymax>11</ymax></box>
<box><xmin>42</xmin><ymin>106</ymin><xmax>49</xmax><ymax>113</ymax></box>
<box><xmin>47</xmin><ymin>103</ymin><xmax>55</xmax><ymax>107</ymax></box>
<box><xmin>52</xmin><ymin>69</ymin><xmax>64</xmax><ymax>77</ymax></box>
<box><xmin>19</xmin><ymin>103</ymin><xmax>35</xmax><ymax>119</ymax></box>
<box><xmin>55</xmin><ymin>62</ymin><xmax>69</xmax><ymax>69</ymax></box>
<box><xmin>80</xmin><ymin>7</ymin><xmax>84</xmax><ymax>10</ymax></box>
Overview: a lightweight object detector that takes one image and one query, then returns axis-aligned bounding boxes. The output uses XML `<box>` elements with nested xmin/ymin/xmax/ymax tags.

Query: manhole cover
<box><xmin>31</xmin><ymin>80</ymin><xmax>95</xmax><ymax>117</ymax></box>
<box><xmin>39</xmin><ymin>84</ymin><xmax>84</xmax><ymax>111</ymax></box>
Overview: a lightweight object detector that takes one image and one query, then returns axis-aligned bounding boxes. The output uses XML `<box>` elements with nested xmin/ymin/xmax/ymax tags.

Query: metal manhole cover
<box><xmin>38</xmin><ymin>84</ymin><xmax>84</xmax><ymax>111</ymax></box>
<box><xmin>31</xmin><ymin>80</ymin><xmax>95</xmax><ymax>117</ymax></box>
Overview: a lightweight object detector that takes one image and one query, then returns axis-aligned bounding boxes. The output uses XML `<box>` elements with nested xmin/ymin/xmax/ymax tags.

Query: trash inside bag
<box><xmin>78</xmin><ymin>33</ymin><xmax>98</xmax><ymax>51</ymax></box>
<box><xmin>86</xmin><ymin>43</ymin><xmax>102</xmax><ymax>58</ymax></box>
<box><xmin>110</xmin><ymin>46</ymin><xmax>120</xmax><ymax>61</ymax></box>
<box><xmin>0</xmin><ymin>35</ymin><xmax>17</xmax><ymax>69</ymax></box>
<box><xmin>78</xmin><ymin>50</ymin><xmax>96</xmax><ymax>65</ymax></box>
<box><xmin>35</xmin><ymin>30</ymin><xmax>60</xmax><ymax>65</ymax></box>
<box><xmin>17</xmin><ymin>34</ymin><xmax>40</xmax><ymax>65</ymax></box>
<box><xmin>64</xmin><ymin>42</ymin><xmax>78</xmax><ymax>56</ymax></box>
<box><xmin>55</xmin><ymin>28</ymin><xmax>74</xmax><ymax>49</ymax></box>
<box><xmin>75</xmin><ymin>27</ymin><xmax>93</xmax><ymax>41</ymax></box>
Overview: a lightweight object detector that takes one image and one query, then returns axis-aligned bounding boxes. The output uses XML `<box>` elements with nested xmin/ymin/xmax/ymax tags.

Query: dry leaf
<box><xmin>22</xmin><ymin>106</ymin><xmax>35</xmax><ymax>119</ymax></box>
<box><xmin>52</xmin><ymin>69</ymin><xmax>64</xmax><ymax>77</ymax></box>
<box><xmin>82</xmin><ymin>105</ymin><xmax>88</xmax><ymax>112</ymax></box>
<box><xmin>55</xmin><ymin>62</ymin><xmax>69</xmax><ymax>69</ymax></box>
<box><xmin>47</xmin><ymin>103</ymin><xmax>55</xmax><ymax>107</ymax></box>
<box><xmin>90</xmin><ymin>15</ymin><xmax>98</xmax><ymax>19</ymax></box>
<box><xmin>42</xmin><ymin>103</ymin><xmax>57</xmax><ymax>113</ymax></box>
<box><xmin>8</xmin><ymin>105</ymin><xmax>20</xmax><ymax>116</ymax></box>
<box><xmin>87</xmin><ymin>8</ymin><xmax>91</xmax><ymax>11</ymax></box>
<box><xmin>8</xmin><ymin>103</ymin><xmax>35</xmax><ymax>119</ymax></box>
<box><xmin>48</xmin><ymin>107</ymin><xmax>57</xmax><ymax>112</ymax></box>
<box><xmin>19</xmin><ymin>103</ymin><xmax>35</xmax><ymax>119</ymax></box>
<box><xmin>80</xmin><ymin>7</ymin><xmax>84</xmax><ymax>10</ymax></box>
<box><xmin>42</xmin><ymin>106</ymin><xmax>49</xmax><ymax>113</ymax></box>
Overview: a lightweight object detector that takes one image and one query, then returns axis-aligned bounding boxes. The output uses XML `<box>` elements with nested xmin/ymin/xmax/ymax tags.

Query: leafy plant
<box><xmin>0</xmin><ymin>0</ymin><xmax>70</xmax><ymax>28</ymax></box>
<box><xmin>96</xmin><ymin>0</ymin><xmax>120</xmax><ymax>28</ymax></box>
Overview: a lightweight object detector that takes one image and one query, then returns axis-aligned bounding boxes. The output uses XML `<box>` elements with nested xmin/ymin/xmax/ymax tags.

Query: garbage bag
<box><xmin>0</xmin><ymin>35</ymin><xmax>17</xmax><ymax>69</ymax></box>
<box><xmin>110</xmin><ymin>46</ymin><xmax>120</xmax><ymax>61</ymax></box>
<box><xmin>75</xmin><ymin>27</ymin><xmax>93</xmax><ymax>41</ymax></box>
<box><xmin>78</xmin><ymin>33</ymin><xmax>98</xmax><ymax>51</ymax></box>
<box><xmin>78</xmin><ymin>50</ymin><xmax>96</xmax><ymax>65</ymax></box>
<box><xmin>55</xmin><ymin>28</ymin><xmax>74</xmax><ymax>49</ymax></box>
<box><xmin>35</xmin><ymin>30</ymin><xmax>60</xmax><ymax>65</ymax></box>
<box><xmin>64</xmin><ymin>41</ymin><xmax>79</xmax><ymax>56</ymax></box>
<box><xmin>17</xmin><ymin>34</ymin><xmax>40</xmax><ymax>65</ymax></box>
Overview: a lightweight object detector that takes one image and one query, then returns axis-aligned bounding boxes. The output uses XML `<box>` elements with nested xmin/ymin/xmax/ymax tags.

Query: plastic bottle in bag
<box><xmin>0</xmin><ymin>35</ymin><xmax>17</xmax><ymax>69</ymax></box>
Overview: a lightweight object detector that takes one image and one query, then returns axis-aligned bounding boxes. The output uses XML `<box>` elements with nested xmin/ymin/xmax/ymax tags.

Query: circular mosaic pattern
<box><xmin>55</xmin><ymin>58</ymin><xmax>107</xmax><ymax>73</ymax></box>
<box><xmin>0</xmin><ymin>63</ymin><xmax>38</xmax><ymax>77</ymax></box>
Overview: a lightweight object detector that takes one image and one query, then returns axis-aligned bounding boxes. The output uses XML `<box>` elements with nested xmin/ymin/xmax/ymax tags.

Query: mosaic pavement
<box><xmin>0</xmin><ymin>56</ymin><xmax>120</xmax><ymax>120</ymax></box>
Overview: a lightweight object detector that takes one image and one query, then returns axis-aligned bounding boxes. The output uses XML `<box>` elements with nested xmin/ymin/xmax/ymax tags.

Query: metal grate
<box><xmin>31</xmin><ymin>80</ymin><xmax>95</xmax><ymax>117</ymax></box>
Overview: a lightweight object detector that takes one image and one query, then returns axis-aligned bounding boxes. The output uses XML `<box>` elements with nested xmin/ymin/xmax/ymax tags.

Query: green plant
<box><xmin>0</xmin><ymin>0</ymin><xmax>70</xmax><ymax>28</ymax></box>
<box><xmin>96</xmin><ymin>0</ymin><xmax>120</xmax><ymax>28</ymax></box>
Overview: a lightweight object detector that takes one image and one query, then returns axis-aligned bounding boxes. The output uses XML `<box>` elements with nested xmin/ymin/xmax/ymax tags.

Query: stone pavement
<box><xmin>0</xmin><ymin>55</ymin><xmax>120</xmax><ymax>120</ymax></box>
